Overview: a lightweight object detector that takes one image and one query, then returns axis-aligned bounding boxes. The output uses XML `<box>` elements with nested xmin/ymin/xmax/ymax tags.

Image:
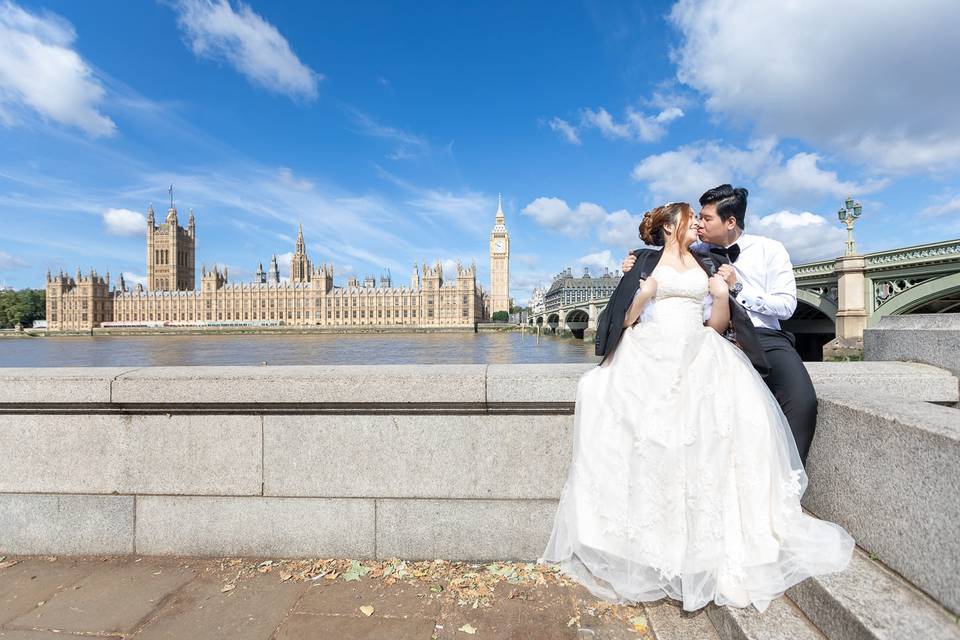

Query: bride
<box><xmin>539</xmin><ymin>202</ymin><xmax>853</xmax><ymax>612</ymax></box>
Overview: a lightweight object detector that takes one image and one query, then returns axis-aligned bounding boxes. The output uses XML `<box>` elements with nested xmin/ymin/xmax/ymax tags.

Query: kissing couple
<box><xmin>539</xmin><ymin>184</ymin><xmax>854</xmax><ymax>612</ymax></box>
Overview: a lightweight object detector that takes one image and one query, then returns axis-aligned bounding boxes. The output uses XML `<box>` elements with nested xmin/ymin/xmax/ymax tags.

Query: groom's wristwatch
<box><xmin>731</xmin><ymin>282</ymin><xmax>743</xmax><ymax>296</ymax></box>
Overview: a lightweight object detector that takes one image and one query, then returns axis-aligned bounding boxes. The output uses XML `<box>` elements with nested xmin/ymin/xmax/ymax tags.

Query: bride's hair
<box><xmin>639</xmin><ymin>202</ymin><xmax>693</xmax><ymax>253</ymax></box>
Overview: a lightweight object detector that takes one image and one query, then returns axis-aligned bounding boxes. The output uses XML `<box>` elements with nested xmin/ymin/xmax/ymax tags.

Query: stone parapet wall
<box><xmin>0</xmin><ymin>363</ymin><xmax>957</xmax><ymax>613</ymax></box>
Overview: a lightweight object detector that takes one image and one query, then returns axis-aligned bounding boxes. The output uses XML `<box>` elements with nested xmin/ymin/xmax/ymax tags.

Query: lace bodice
<box><xmin>649</xmin><ymin>265</ymin><xmax>709</xmax><ymax>330</ymax></box>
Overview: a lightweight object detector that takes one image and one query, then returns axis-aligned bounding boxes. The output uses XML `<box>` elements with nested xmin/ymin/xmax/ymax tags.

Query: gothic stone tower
<box><xmin>291</xmin><ymin>223</ymin><xmax>312</xmax><ymax>283</ymax></box>
<box><xmin>146</xmin><ymin>189</ymin><xmax>195</xmax><ymax>291</ymax></box>
<box><xmin>489</xmin><ymin>193</ymin><xmax>510</xmax><ymax>315</ymax></box>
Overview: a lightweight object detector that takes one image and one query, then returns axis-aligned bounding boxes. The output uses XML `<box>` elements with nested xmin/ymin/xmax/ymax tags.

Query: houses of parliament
<box><xmin>45</xmin><ymin>194</ymin><xmax>511</xmax><ymax>331</ymax></box>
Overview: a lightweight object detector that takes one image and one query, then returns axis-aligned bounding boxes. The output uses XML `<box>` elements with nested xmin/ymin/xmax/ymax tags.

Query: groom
<box><xmin>620</xmin><ymin>185</ymin><xmax>818</xmax><ymax>465</ymax></box>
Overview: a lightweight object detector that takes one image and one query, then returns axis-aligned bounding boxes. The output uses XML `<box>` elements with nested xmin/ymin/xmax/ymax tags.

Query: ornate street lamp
<box><xmin>838</xmin><ymin>195</ymin><xmax>863</xmax><ymax>256</ymax></box>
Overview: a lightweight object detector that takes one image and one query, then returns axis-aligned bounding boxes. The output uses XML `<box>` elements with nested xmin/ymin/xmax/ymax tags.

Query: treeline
<box><xmin>0</xmin><ymin>289</ymin><xmax>45</xmax><ymax>328</ymax></box>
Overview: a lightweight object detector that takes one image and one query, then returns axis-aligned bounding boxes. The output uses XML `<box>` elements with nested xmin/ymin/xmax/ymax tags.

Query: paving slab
<box><xmin>645</xmin><ymin>597</ymin><xmax>719</xmax><ymax>640</ymax></box>
<box><xmin>294</xmin><ymin>576</ymin><xmax>440</xmax><ymax>620</ymax></box>
<box><xmin>0</xmin><ymin>559</ymin><xmax>94</xmax><ymax>625</ymax></box>
<box><xmin>433</xmin><ymin>582</ymin><xmax>580</xmax><ymax>640</ymax></box>
<box><xmin>273</xmin><ymin>612</ymin><xmax>436</xmax><ymax>639</ymax></box>
<box><xmin>0</xmin><ymin>631</ymin><xmax>122</xmax><ymax>639</ymax></box>
<box><xmin>6</xmin><ymin>558</ymin><xmax>195</xmax><ymax>635</ymax></box>
<box><xmin>133</xmin><ymin>572</ymin><xmax>308</xmax><ymax>639</ymax></box>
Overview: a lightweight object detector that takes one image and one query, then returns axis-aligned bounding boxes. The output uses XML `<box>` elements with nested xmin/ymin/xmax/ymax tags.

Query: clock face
<box><xmin>493</xmin><ymin>239</ymin><xmax>505</xmax><ymax>253</ymax></box>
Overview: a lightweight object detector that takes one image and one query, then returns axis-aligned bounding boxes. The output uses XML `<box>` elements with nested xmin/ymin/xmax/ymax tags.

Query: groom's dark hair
<box><xmin>699</xmin><ymin>184</ymin><xmax>748</xmax><ymax>229</ymax></box>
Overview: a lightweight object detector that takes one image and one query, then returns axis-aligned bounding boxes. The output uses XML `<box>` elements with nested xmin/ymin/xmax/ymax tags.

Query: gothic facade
<box><xmin>46</xmin><ymin>198</ymin><xmax>492</xmax><ymax>331</ymax></box>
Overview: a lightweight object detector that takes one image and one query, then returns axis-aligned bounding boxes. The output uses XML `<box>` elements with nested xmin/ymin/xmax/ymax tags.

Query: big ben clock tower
<box><xmin>489</xmin><ymin>193</ymin><xmax>510</xmax><ymax>315</ymax></box>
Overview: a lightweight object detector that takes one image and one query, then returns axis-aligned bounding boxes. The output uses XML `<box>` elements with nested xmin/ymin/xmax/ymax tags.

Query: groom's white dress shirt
<box><xmin>635</xmin><ymin>233</ymin><xmax>797</xmax><ymax>330</ymax></box>
<box><xmin>692</xmin><ymin>233</ymin><xmax>798</xmax><ymax>330</ymax></box>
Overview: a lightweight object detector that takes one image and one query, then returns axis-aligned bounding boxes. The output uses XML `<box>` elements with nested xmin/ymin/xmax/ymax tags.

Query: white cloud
<box><xmin>277</xmin><ymin>167</ymin><xmax>313</xmax><ymax>192</ymax></box>
<box><xmin>375</xmin><ymin>166</ymin><xmax>490</xmax><ymax>232</ymax></box>
<box><xmin>632</xmin><ymin>138</ymin><xmax>882</xmax><ymax>207</ymax></box>
<box><xmin>0</xmin><ymin>0</ymin><xmax>115</xmax><ymax>136</ymax></box>
<box><xmin>576</xmin><ymin>250</ymin><xmax>618</xmax><ymax>275</ymax></box>
<box><xmin>632</xmin><ymin>138</ymin><xmax>778</xmax><ymax>203</ymax></box>
<box><xmin>0</xmin><ymin>250</ymin><xmax>28</xmax><ymax>270</ymax></box>
<box><xmin>121</xmin><ymin>271</ymin><xmax>147</xmax><ymax>288</ymax></box>
<box><xmin>581</xmin><ymin>106</ymin><xmax>683</xmax><ymax>143</ymax></box>
<box><xmin>345</xmin><ymin>107</ymin><xmax>430</xmax><ymax>160</ymax></box>
<box><xmin>103</xmin><ymin>208</ymin><xmax>146</xmax><ymax>236</ymax></box>
<box><xmin>919</xmin><ymin>196</ymin><xmax>960</xmax><ymax>218</ymax></box>
<box><xmin>748</xmin><ymin>210</ymin><xmax>847</xmax><ymax>264</ymax></box>
<box><xmin>669</xmin><ymin>0</ymin><xmax>960</xmax><ymax>172</ymax></box>
<box><xmin>173</xmin><ymin>0</ymin><xmax>320</xmax><ymax>101</ymax></box>
<box><xmin>597</xmin><ymin>208</ymin><xmax>644</xmax><ymax>250</ymax></box>
<box><xmin>547</xmin><ymin>117</ymin><xmax>581</xmax><ymax>145</ymax></box>
<box><xmin>759</xmin><ymin>152</ymin><xmax>887</xmax><ymax>200</ymax></box>
<box><xmin>521</xmin><ymin>197</ymin><xmax>606</xmax><ymax>237</ymax></box>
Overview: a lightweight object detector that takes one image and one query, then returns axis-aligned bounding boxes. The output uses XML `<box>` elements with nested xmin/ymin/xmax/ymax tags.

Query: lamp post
<box><xmin>837</xmin><ymin>195</ymin><xmax>863</xmax><ymax>256</ymax></box>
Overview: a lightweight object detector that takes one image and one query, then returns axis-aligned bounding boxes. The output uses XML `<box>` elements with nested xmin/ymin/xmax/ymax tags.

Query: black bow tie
<box><xmin>710</xmin><ymin>243</ymin><xmax>741</xmax><ymax>263</ymax></box>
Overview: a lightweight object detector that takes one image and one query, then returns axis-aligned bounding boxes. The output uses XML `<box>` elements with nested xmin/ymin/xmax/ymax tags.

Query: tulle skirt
<box><xmin>539</xmin><ymin>319</ymin><xmax>853</xmax><ymax>612</ymax></box>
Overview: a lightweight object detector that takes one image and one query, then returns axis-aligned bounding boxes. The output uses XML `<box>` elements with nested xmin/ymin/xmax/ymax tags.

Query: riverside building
<box><xmin>45</xmin><ymin>196</ymin><xmax>502</xmax><ymax>331</ymax></box>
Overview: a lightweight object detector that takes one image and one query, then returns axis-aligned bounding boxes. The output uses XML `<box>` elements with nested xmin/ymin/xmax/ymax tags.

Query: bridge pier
<box><xmin>834</xmin><ymin>254</ymin><xmax>868</xmax><ymax>340</ymax></box>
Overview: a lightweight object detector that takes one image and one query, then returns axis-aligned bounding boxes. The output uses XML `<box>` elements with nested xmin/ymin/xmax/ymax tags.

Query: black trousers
<box><xmin>754</xmin><ymin>328</ymin><xmax>818</xmax><ymax>464</ymax></box>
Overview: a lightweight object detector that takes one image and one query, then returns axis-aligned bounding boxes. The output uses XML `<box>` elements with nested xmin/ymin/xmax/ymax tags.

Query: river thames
<box><xmin>0</xmin><ymin>332</ymin><xmax>600</xmax><ymax>367</ymax></box>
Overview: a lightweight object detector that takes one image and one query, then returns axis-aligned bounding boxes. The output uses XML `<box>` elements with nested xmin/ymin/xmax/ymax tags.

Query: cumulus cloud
<box><xmin>669</xmin><ymin>0</ymin><xmax>960</xmax><ymax>172</ymax></box>
<box><xmin>0</xmin><ymin>0</ymin><xmax>115</xmax><ymax>136</ymax></box>
<box><xmin>521</xmin><ymin>197</ymin><xmax>606</xmax><ymax>237</ymax></box>
<box><xmin>631</xmin><ymin>138</ymin><xmax>778</xmax><ymax>203</ymax></box>
<box><xmin>632</xmin><ymin>139</ymin><xmax>882</xmax><ymax>205</ymax></box>
<box><xmin>173</xmin><ymin>0</ymin><xmax>320</xmax><ymax>101</ymax></box>
<box><xmin>759</xmin><ymin>152</ymin><xmax>887</xmax><ymax>200</ymax></box>
<box><xmin>103</xmin><ymin>208</ymin><xmax>147</xmax><ymax>236</ymax></box>
<box><xmin>576</xmin><ymin>250</ymin><xmax>619</xmax><ymax>275</ymax></box>
<box><xmin>748</xmin><ymin>210</ymin><xmax>848</xmax><ymax>263</ymax></box>
<box><xmin>521</xmin><ymin>197</ymin><xmax>647</xmax><ymax>254</ymax></box>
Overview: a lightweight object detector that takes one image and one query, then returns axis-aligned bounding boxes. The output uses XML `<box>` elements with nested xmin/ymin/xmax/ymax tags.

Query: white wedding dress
<box><xmin>539</xmin><ymin>264</ymin><xmax>854</xmax><ymax>612</ymax></box>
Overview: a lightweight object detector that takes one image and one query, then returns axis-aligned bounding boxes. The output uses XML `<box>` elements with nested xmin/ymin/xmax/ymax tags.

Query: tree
<box><xmin>0</xmin><ymin>289</ymin><xmax>45</xmax><ymax>328</ymax></box>
<box><xmin>491</xmin><ymin>310</ymin><xmax>509</xmax><ymax>322</ymax></box>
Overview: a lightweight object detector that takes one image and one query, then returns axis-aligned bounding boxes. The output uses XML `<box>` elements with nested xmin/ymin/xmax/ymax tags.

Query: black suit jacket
<box><xmin>594</xmin><ymin>248</ymin><xmax>771</xmax><ymax>375</ymax></box>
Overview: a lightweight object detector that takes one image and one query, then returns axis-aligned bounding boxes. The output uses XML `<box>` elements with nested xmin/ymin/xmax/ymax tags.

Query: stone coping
<box><xmin>0</xmin><ymin>361</ymin><xmax>955</xmax><ymax>408</ymax></box>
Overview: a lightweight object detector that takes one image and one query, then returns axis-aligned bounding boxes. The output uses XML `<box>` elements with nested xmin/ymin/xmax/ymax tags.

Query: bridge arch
<box><xmin>870</xmin><ymin>271</ymin><xmax>960</xmax><ymax>322</ymax></box>
<box><xmin>564</xmin><ymin>308</ymin><xmax>590</xmax><ymax>339</ymax></box>
<box><xmin>546</xmin><ymin>313</ymin><xmax>560</xmax><ymax>333</ymax></box>
<box><xmin>795</xmin><ymin>290</ymin><xmax>837</xmax><ymax>320</ymax></box>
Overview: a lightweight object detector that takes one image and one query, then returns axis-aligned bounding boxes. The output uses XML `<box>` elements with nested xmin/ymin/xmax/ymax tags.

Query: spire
<box><xmin>296</xmin><ymin>223</ymin><xmax>305</xmax><ymax>253</ymax></box>
<box><xmin>492</xmin><ymin>191</ymin><xmax>507</xmax><ymax>233</ymax></box>
<box><xmin>147</xmin><ymin>203</ymin><xmax>155</xmax><ymax>223</ymax></box>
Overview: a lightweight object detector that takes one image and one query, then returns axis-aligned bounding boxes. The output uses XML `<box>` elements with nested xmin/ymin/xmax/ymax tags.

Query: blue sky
<box><xmin>1</xmin><ymin>0</ymin><xmax>959</xmax><ymax>302</ymax></box>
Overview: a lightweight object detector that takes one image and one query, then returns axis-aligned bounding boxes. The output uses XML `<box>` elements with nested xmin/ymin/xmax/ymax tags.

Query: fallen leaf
<box><xmin>567</xmin><ymin>617</ymin><xmax>578</xmax><ymax>627</ymax></box>
<box><xmin>343</xmin><ymin>560</ymin><xmax>372</xmax><ymax>582</ymax></box>
<box><xmin>628</xmin><ymin>614</ymin><xmax>648</xmax><ymax>632</ymax></box>
<box><xmin>221</xmin><ymin>584</ymin><xmax>235</xmax><ymax>593</ymax></box>
<box><xmin>359</xmin><ymin>605</ymin><xmax>374</xmax><ymax>616</ymax></box>
<box><xmin>458</xmin><ymin>623</ymin><xmax>477</xmax><ymax>634</ymax></box>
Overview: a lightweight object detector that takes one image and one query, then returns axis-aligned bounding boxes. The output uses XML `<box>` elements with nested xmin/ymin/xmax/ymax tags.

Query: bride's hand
<box><xmin>708</xmin><ymin>273</ymin><xmax>729</xmax><ymax>298</ymax></box>
<box><xmin>639</xmin><ymin>276</ymin><xmax>657</xmax><ymax>297</ymax></box>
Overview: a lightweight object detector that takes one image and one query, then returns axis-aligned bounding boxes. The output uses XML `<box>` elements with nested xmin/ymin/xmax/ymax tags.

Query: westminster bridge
<box><xmin>529</xmin><ymin>238</ymin><xmax>960</xmax><ymax>359</ymax></box>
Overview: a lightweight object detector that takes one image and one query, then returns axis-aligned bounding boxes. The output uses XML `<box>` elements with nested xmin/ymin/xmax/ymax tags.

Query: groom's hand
<box><xmin>717</xmin><ymin>264</ymin><xmax>738</xmax><ymax>287</ymax></box>
<box><xmin>621</xmin><ymin>253</ymin><xmax>637</xmax><ymax>273</ymax></box>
